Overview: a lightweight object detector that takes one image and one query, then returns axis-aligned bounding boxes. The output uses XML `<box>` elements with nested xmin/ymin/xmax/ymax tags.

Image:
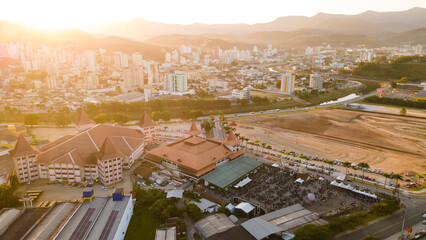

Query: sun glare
<box><xmin>28</xmin><ymin>19</ymin><xmax>74</xmax><ymax>31</ymax></box>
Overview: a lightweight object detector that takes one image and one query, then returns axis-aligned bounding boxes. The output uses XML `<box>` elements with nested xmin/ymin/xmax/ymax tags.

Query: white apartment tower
<box><xmin>114</xmin><ymin>52</ymin><xmax>129</xmax><ymax>68</ymax></box>
<box><xmin>281</xmin><ymin>72</ymin><xmax>295</xmax><ymax>94</ymax></box>
<box><xmin>165</xmin><ymin>72</ymin><xmax>188</xmax><ymax>93</ymax></box>
<box><xmin>132</xmin><ymin>52</ymin><xmax>143</xmax><ymax>66</ymax></box>
<box><xmin>309</xmin><ymin>74</ymin><xmax>323</xmax><ymax>89</ymax></box>
<box><xmin>123</xmin><ymin>66</ymin><xmax>144</xmax><ymax>91</ymax></box>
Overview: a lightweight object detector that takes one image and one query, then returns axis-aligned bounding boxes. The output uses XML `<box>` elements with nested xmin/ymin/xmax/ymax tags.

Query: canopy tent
<box><xmin>294</xmin><ymin>178</ymin><xmax>304</xmax><ymax>184</ymax></box>
<box><xmin>319</xmin><ymin>177</ymin><xmax>324</xmax><ymax>181</ymax></box>
<box><xmin>272</xmin><ymin>163</ymin><xmax>279</xmax><ymax>168</ymax></box>
<box><xmin>235</xmin><ymin>177</ymin><xmax>252</xmax><ymax>188</ymax></box>
<box><xmin>236</xmin><ymin>202</ymin><xmax>255</xmax><ymax>214</ymax></box>
<box><xmin>330</xmin><ymin>181</ymin><xmax>377</xmax><ymax>199</ymax></box>
<box><xmin>336</xmin><ymin>176</ymin><xmax>345</xmax><ymax>181</ymax></box>
<box><xmin>226</xmin><ymin>203</ymin><xmax>235</xmax><ymax>213</ymax></box>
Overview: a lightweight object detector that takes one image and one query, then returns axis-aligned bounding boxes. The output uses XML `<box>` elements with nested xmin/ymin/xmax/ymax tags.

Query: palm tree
<box><xmin>266</xmin><ymin>145</ymin><xmax>272</xmax><ymax>154</ymax></box>
<box><xmin>254</xmin><ymin>140</ymin><xmax>260</xmax><ymax>152</ymax></box>
<box><xmin>383</xmin><ymin>173</ymin><xmax>390</xmax><ymax>189</ymax></box>
<box><xmin>418</xmin><ymin>174</ymin><xmax>425</xmax><ymax>185</ymax></box>
<box><xmin>352</xmin><ymin>166</ymin><xmax>358</xmax><ymax>180</ymax></box>
<box><xmin>392</xmin><ymin>173</ymin><xmax>403</xmax><ymax>198</ymax></box>
<box><xmin>358</xmin><ymin>162</ymin><xmax>370</xmax><ymax>183</ymax></box>
<box><xmin>392</xmin><ymin>173</ymin><xmax>403</xmax><ymax>186</ymax></box>
<box><xmin>416</xmin><ymin>173</ymin><xmax>423</xmax><ymax>184</ymax></box>
<box><xmin>326</xmin><ymin>160</ymin><xmax>334</xmax><ymax>175</ymax></box>
<box><xmin>343</xmin><ymin>161</ymin><xmax>351</xmax><ymax>176</ymax></box>
<box><xmin>261</xmin><ymin>142</ymin><xmax>266</xmax><ymax>152</ymax></box>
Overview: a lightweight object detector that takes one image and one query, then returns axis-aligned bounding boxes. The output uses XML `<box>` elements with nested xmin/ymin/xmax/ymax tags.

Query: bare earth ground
<box><xmin>356</xmin><ymin>103</ymin><xmax>426</xmax><ymax>118</ymax></box>
<box><xmin>232</xmin><ymin>109</ymin><xmax>426</xmax><ymax>174</ymax></box>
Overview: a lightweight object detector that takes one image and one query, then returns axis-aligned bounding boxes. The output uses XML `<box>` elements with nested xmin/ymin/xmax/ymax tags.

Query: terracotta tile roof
<box><xmin>37</xmin><ymin>124</ymin><xmax>144</xmax><ymax>166</ymax></box>
<box><xmin>184</xmin><ymin>121</ymin><xmax>203</xmax><ymax>136</ymax></box>
<box><xmin>229</xmin><ymin>149</ymin><xmax>245</xmax><ymax>160</ymax></box>
<box><xmin>98</xmin><ymin>136</ymin><xmax>124</xmax><ymax>161</ymax></box>
<box><xmin>75</xmin><ymin>109</ymin><xmax>95</xmax><ymax>126</ymax></box>
<box><xmin>147</xmin><ymin>135</ymin><xmax>233</xmax><ymax>177</ymax></box>
<box><xmin>48</xmin><ymin>149</ymin><xmax>85</xmax><ymax>166</ymax></box>
<box><xmin>136</xmin><ymin>111</ymin><xmax>156</xmax><ymax>128</ymax></box>
<box><xmin>133</xmin><ymin>165</ymin><xmax>153</xmax><ymax>178</ymax></box>
<box><xmin>9</xmin><ymin>134</ymin><xmax>39</xmax><ymax>158</ymax></box>
<box><xmin>222</xmin><ymin>131</ymin><xmax>240</xmax><ymax>147</ymax></box>
<box><xmin>39</xmin><ymin>135</ymin><xmax>74</xmax><ymax>152</ymax></box>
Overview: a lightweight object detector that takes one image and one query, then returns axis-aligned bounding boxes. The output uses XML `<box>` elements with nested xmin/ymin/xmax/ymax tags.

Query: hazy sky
<box><xmin>1</xmin><ymin>0</ymin><xmax>426</xmax><ymax>29</ymax></box>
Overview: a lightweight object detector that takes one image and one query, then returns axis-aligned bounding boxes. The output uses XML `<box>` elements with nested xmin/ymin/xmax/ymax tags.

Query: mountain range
<box><xmin>87</xmin><ymin>7</ymin><xmax>426</xmax><ymax>40</ymax></box>
<box><xmin>1</xmin><ymin>8</ymin><xmax>426</xmax><ymax>62</ymax></box>
<box><xmin>0</xmin><ymin>21</ymin><xmax>167</xmax><ymax>61</ymax></box>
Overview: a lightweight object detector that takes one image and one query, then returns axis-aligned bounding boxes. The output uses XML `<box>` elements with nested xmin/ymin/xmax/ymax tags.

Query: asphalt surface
<box><xmin>337</xmin><ymin>199</ymin><xmax>426</xmax><ymax>240</ymax></box>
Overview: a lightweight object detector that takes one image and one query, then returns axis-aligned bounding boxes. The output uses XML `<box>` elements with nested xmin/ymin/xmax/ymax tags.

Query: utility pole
<box><xmin>400</xmin><ymin>214</ymin><xmax>405</xmax><ymax>240</ymax></box>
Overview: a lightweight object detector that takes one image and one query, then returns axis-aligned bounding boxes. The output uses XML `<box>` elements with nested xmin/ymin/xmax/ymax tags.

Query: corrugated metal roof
<box><xmin>241</xmin><ymin>217</ymin><xmax>283</xmax><ymax>240</ymax></box>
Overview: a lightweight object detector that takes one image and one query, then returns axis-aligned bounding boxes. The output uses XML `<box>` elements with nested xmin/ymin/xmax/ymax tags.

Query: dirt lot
<box><xmin>232</xmin><ymin>109</ymin><xmax>426</xmax><ymax>174</ymax></box>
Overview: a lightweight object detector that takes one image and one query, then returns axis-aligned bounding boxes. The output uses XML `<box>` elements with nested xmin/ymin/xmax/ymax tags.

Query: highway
<box><xmin>222</xmin><ymin>89</ymin><xmax>383</xmax><ymax>119</ymax></box>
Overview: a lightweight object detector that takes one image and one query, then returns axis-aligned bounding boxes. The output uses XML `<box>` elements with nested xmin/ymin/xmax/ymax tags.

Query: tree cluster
<box><xmin>364</xmin><ymin>96</ymin><xmax>426</xmax><ymax>109</ymax></box>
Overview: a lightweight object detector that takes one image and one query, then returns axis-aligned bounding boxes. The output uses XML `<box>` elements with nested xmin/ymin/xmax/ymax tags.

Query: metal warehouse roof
<box><xmin>241</xmin><ymin>217</ymin><xmax>283</xmax><ymax>240</ymax></box>
<box><xmin>202</xmin><ymin>156</ymin><xmax>262</xmax><ymax>189</ymax></box>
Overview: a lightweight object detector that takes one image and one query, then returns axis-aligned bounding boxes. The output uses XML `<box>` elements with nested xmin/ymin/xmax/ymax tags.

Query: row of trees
<box><xmin>294</xmin><ymin>199</ymin><xmax>400</xmax><ymax>240</ymax></box>
<box><xmin>364</xmin><ymin>96</ymin><xmax>426</xmax><ymax>109</ymax></box>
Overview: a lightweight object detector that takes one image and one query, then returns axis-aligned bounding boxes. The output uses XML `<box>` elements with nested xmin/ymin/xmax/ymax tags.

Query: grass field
<box><xmin>124</xmin><ymin>207</ymin><xmax>159</xmax><ymax>240</ymax></box>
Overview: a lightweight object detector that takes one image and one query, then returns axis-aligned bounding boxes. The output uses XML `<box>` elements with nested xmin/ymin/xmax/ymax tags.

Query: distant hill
<box><xmin>87</xmin><ymin>7</ymin><xmax>426</xmax><ymax>41</ymax></box>
<box><xmin>146</xmin><ymin>29</ymin><xmax>385</xmax><ymax>50</ymax></box>
<box><xmin>0</xmin><ymin>21</ymin><xmax>167</xmax><ymax>61</ymax></box>
<box><xmin>384</xmin><ymin>28</ymin><xmax>426</xmax><ymax>45</ymax></box>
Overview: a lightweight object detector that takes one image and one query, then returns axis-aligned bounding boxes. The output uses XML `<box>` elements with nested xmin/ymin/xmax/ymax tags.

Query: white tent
<box><xmin>236</xmin><ymin>202</ymin><xmax>255</xmax><ymax>214</ymax></box>
<box><xmin>166</xmin><ymin>190</ymin><xmax>184</xmax><ymax>199</ymax></box>
<box><xmin>226</xmin><ymin>203</ymin><xmax>235</xmax><ymax>213</ymax></box>
<box><xmin>294</xmin><ymin>178</ymin><xmax>304</xmax><ymax>184</ymax></box>
<box><xmin>235</xmin><ymin>177</ymin><xmax>252</xmax><ymax>188</ymax></box>
<box><xmin>330</xmin><ymin>181</ymin><xmax>377</xmax><ymax>199</ymax></box>
<box><xmin>272</xmin><ymin>163</ymin><xmax>279</xmax><ymax>168</ymax></box>
<box><xmin>319</xmin><ymin>177</ymin><xmax>324</xmax><ymax>181</ymax></box>
<box><xmin>336</xmin><ymin>176</ymin><xmax>345</xmax><ymax>181</ymax></box>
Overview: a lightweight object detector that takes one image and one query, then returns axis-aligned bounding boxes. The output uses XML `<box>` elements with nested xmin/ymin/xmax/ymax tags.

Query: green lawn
<box><xmin>125</xmin><ymin>207</ymin><xmax>159</xmax><ymax>240</ymax></box>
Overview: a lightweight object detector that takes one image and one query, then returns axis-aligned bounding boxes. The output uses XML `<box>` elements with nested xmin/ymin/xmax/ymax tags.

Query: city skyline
<box><xmin>1</xmin><ymin>0</ymin><xmax>426</xmax><ymax>30</ymax></box>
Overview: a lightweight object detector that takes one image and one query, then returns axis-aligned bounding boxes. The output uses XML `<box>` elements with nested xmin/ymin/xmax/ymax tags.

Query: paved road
<box><xmin>337</xmin><ymin>199</ymin><xmax>426</xmax><ymax>240</ymax></box>
<box><xmin>212</xmin><ymin>116</ymin><xmax>225</xmax><ymax>141</ymax></box>
<box><xmin>221</xmin><ymin>87</ymin><xmax>386</xmax><ymax>119</ymax></box>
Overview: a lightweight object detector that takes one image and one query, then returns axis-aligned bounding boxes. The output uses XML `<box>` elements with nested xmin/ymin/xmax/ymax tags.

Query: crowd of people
<box><xmin>203</xmin><ymin>165</ymin><xmax>379</xmax><ymax>214</ymax></box>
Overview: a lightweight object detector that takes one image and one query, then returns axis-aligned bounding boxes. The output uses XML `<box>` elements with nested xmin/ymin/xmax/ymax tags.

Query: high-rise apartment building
<box><xmin>165</xmin><ymin>72</ymin><xmax>188</xmax><ymax>93</ymax></box>
<box><xmin>114</xmin><ymin>52</ymin><xmax>129</xmax><ymax>68</ymax></box>
<box><xmin>123</xmin><ymin>67</ymin><xmax>144</xmax><ymax>91</ymax></box>
<box><xmin>132</xmin><ymin>52</ymin><xmax>143</xmax><ymax>66</ymax></box>
<box><xmin>281</xmin><ymin>72</ymin><xmax>295</xmax><ymax>94</ymax></box>
<box><xmin>309</xmin><ymin>74</ymin><xmax>323</xmax><ymax>89</ymax></box>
